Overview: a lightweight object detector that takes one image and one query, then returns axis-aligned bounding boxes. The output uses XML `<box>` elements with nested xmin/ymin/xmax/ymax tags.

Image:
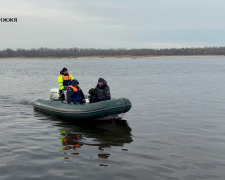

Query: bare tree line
<box><xmin>0</xmin><ymin>47</ymin><xmax>225</xmax><ymax>58</ymax></box>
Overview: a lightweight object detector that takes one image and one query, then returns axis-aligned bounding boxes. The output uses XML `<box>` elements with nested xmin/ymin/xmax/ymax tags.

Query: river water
<box><xmin>0</xmin><ymin>57</ymin><xmax>225</xmax><ymax>180</ymax></box>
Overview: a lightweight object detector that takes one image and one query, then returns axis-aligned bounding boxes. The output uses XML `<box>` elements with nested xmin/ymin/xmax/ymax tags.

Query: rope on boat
<box><xmin>120</xmin><ymin>98</ymin><xmax>126</xmax><ymax>113</ymax></box>
<box><xmin>119</xmin><ymin>113</ymin><xmax>125</xmax><ymax>119</ymax></box>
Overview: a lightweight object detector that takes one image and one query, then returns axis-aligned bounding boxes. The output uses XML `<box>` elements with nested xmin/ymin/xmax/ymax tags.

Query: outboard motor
<box><xmin>50</xmin><ymin>88</ymin><xmax>59</xmax><ymax>101</ymax></box>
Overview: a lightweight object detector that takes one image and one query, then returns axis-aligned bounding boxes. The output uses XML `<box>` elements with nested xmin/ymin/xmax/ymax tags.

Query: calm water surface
<box><xmin>0</xmin><ymin>57</ymin><xmax>225</xmax><ymax>180</ymax></box>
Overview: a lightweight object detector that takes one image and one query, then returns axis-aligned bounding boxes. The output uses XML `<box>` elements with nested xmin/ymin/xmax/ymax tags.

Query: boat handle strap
<box><xmin>120</xmin><ymin>98</ymin><xmax>126</xmax><ymax>114</ymax></box>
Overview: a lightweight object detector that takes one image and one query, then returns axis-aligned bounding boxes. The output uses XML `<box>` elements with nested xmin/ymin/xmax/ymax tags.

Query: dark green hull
<box><xmin>33</xmin><ymin>98</ymin><xmax>132</xmax><ymax>120</ymax></box>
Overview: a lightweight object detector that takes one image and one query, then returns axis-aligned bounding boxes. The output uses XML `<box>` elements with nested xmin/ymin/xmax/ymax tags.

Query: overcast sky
<box><xmin>0</xmin><ymin>0</ymin><xmax>224</xmax><ymax>50</ymax></box>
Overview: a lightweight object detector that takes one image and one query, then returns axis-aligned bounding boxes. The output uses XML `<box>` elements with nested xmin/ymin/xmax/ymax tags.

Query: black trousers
<box><xmin>73</xmin><ymin>100</ymin><xmax>86</xmax><ymax>105</ymax></box>
<box><xmin>58</xmin><ymin>90</ymin><xmax>65</xmax><ymax>101</ymax></box>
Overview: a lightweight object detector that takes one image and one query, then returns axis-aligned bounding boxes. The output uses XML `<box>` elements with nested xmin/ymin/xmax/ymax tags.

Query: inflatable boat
<box><xmin>33</xmin><ymin>88</ymin><xmax>132</xmax><ymax>120</ymax></box>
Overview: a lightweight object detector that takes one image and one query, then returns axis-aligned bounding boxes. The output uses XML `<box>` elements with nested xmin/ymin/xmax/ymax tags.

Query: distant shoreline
<box><xmin>0</xmin><ymin>55</ymin><xmax>225</xmax><ymax>60</ymax></box>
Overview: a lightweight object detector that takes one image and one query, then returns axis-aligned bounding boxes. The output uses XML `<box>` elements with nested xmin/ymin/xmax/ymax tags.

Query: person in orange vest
<box><xmin>58</xmin><ymin>67</ymin><xmax>74</xmax><ymax>101</ymax></box>
<box><xmin>67</xmin><ymin>79</ymin><xmax>86</xmax><ymax>104</ymax></box>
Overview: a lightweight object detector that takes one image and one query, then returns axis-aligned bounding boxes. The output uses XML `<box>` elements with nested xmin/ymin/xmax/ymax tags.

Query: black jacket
<box><xmin>95</xmin><ymin>78</ymin><xmax>111</xmax><ymax>101</ymax></box>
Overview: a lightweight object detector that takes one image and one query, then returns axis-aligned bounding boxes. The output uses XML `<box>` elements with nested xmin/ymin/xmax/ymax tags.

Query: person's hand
<box><xmin>70</xmin><ymin>102</ymin><xmax>73</xmax><ymax>104</ymax></box>
<box><xmin>63</xmin><ymin>86</ymin><xmax>68</xmax><ymax>90</ymax></box>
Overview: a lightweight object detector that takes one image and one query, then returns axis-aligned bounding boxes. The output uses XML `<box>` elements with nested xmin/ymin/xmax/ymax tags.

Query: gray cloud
<box><xmin>0</xmin><ymin>0</ymin><xmax>224</xmax><ymax>49</ymax></box>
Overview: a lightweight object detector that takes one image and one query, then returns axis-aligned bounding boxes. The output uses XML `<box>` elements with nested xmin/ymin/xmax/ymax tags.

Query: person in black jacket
<box><xmin>95</xmin><ymin>78</ymin><xmax>111</xmax><ymax>102</ymax></box>
<box><xmin>67</xmin><ymin>79</ymin><xmax>86</xmax><ymax>105</ymax></box>
<box><xmin>88</xmin><ymin>88</ymin><xmax>98</xmax><ymax>103</ymax></box>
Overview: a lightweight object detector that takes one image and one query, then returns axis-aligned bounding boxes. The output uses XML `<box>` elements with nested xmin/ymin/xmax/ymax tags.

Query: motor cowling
<box><xmin>50</xmin><ymin>88</ymin><xmax>59</xmax><ymax>101</ymax></box>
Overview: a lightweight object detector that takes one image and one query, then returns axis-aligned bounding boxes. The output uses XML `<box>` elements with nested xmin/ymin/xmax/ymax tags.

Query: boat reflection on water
<box><xmin>55</xmin><ymin>119</ymin><xmax>133</xmax><ymax>160</ymax></box>
<box><xmin>34</xmin><ymin>110</ymin><xmax>133</xmax><ymax>162</ymax></box>
<box><xmin>59</xmin><ymin>128</ymin><xmax>82</xmax><ymax>153</ymax></box>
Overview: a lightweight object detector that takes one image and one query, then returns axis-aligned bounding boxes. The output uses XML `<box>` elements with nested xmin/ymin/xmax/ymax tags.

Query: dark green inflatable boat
<box><xmin>34</xmin><ymin>98</ymin><xmax>132</xmax><ymax>120</ymax></box>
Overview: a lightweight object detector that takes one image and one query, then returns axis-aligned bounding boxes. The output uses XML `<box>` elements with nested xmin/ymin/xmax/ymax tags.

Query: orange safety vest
<box><xmin>68</xmin><ymin>85</ymin><xmax>78</xmax><ymax>92</ymax></box>
<box><xmin>60</xmin><ymin>74</ymin><xmax>71</xmax><ymax>81</ymax></box>
<box><xmin>68</xmin><ymin>85</ymin><xmax>80</xmax><ymax>102</ymax></box>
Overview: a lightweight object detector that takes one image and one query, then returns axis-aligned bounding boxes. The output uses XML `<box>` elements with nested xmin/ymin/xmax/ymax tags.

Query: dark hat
<box><xmin>89</xmin><ymin>88</ymin><xmax>97</xmax><ymax>94</ymax></box>
<box><xmin>98</xmin><ymin>78</ymin><xmax>104</xmax><ymax>82</ymax></box>
<box><xmin>62</xmin><ymin>67</ymin><xmax>68</xmax><ymax>72</ymax></box>
<box><xmin>71</xmin><ymin>79</ymin><xmax>79</xmax><ymax>86</ymax></box>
